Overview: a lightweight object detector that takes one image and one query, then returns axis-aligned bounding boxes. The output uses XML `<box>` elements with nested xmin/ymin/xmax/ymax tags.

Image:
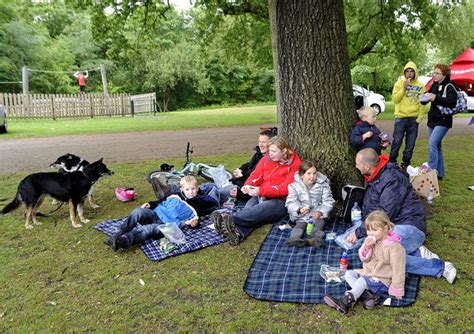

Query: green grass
<box><xmin>3</xmin><ymin>105</ymin><xmax>277</xmax><ymax>139</ymax></box>
<box><xmin>0</xmin><ymin>138</ymin><xmax>473</xmax><ymax>332</ymax></box>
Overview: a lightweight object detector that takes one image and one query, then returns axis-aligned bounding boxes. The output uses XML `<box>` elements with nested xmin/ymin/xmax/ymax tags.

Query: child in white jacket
<box><xmin>285</xmin><ymin>161</ymin><xmax>335</xmax><ymax>247</ymax></box>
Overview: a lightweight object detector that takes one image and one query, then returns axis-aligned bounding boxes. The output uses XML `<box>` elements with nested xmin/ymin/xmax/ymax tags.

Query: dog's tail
<box><xmin>0</xmin><ymin>192</ymin><xmax>21</xmax><ymax>216</ymax></box>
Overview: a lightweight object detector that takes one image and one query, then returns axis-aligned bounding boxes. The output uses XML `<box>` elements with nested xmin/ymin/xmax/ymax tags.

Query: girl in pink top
<box><xmin>325</xmin><ymin>211</ymin><xmax>406</xmax><ymax>314</ymax></box>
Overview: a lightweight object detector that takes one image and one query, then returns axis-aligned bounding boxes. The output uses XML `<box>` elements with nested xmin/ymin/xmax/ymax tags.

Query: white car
<box><xmin>464</xmin><ymin>92</ymin><xmax>474</xmax><ymax>112</ymax></box>
<box><xmin>353</xmin><ymin>85</ymin><xmax>385</xmax><ymax>114</ymax></box>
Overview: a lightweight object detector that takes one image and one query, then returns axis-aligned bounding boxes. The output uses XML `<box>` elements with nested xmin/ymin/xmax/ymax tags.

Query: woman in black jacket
<box><xmin>422</xmin><ymin>64</ymin><xmax>457</xmax><ymax>180</ymax></box>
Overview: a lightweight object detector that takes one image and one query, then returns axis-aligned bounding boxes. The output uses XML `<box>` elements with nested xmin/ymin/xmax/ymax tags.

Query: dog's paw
<box><xmin>90</xmin><ymin>203</ymin><xmax>100</xmax><ymax>209</ymax></box>
<box><xmin>33</xmin><ymin>221</ymin><xmax>43</xmax><ymax>225</ymax></box>
<box><xmin>72</xmin><ymin>223</ymin><xmax>82</xmax><ymax>228</ymax></box>
<box><xmin>81</xmin><ymin>219</ymin><xmax>90</xmax><ymax>224</ymax></box>
<box><xmin>25</xmin><ymin>224</ymin><xmax>34</xmax><ymax>230</ymax></box>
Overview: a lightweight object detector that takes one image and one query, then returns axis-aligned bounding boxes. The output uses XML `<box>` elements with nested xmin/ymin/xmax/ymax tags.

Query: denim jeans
<box><xmin>232</xmin><ymin>197</ymin><xmax>288</xmax><ymax>239</ymax></box>
<box><xmin>393</xmin><ymin>224</ymin><xmax>444</xmax><ymax>278</ymax></box>
<box><xmin>118</xmin><ymin>208</ymin><xmax>163</xmax><ymax>246</ymax></box>
<box><xmin>428</xmin><ymin>126</ymin><xmax>449</xmax><ymax>178</ymax></box>
<box><xmin>390</xmin><ymin>117</ymin><xmax>419</xmax><ymax>165</ymax></box>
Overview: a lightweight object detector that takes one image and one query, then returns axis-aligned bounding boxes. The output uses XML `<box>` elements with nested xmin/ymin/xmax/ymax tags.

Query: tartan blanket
<box><xmin>94</xmin><ymin>208</ymin><xmax>234</xmax><ymax>261</ymax></box>
<box><xmin>244</xmin><ymin>219</ymin><xmax>420</xmax><ymax>306</ymax></box>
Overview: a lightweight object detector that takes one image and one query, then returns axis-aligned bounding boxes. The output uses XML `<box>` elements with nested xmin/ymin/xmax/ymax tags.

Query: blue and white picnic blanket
<box><xmin>94</xmin><ymin>209</ymin><xmax>233</xmax><ymax>261</ymax></box>
<box><xmin>244</xmin><ymin>219</ymin><xmax>420</xmax><ymax>306</ymax></box>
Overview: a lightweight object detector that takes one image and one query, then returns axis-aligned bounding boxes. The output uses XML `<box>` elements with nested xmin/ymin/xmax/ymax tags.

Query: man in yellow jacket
<box><xmin>390</xmin><ymin>61</ymin><xmax>425</xmax><ymax>171</ymax></box>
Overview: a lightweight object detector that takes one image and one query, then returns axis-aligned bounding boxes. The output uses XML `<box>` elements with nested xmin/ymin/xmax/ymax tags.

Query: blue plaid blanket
<box><xmin>244</xmin><ymin>219</ymin><xmax>420</xmax><ymax>306</ymax></box>
<box><xmin>94</xmin><ymin>209</ymin><xmax>232</xmax><ymax>261</ymax></box>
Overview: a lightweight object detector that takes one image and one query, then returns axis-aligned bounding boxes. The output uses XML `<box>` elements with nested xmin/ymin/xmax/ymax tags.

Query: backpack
<box><xmin>437</xmin><ymin>83</ymin><xmax>467</xmax><ymax>115</ymax></box>
<box><xmin>341</xmin><ymin>185</ymin><xmax>365</xmax><ymax>223</ymax></box>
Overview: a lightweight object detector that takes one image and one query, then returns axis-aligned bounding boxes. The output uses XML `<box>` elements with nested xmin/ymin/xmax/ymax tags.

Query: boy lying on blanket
<box><xmin>104</xmin><ymin>175</ymin><xmax>220</xmax><ymax>251</ymax></box>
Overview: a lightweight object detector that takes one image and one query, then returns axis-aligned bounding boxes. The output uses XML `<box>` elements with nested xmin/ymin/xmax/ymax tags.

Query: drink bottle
<box><xmin>351</xmin><ymin>202</ymin><xmax>362</xmax><ymax>225</ymax></box>
<box><xmin>306</xmin><ymin>219</ymin><xmax>314</xmax><ymax>236</ymax></box>
<box><xmin>340</xmin><ymin>251</ymin><xmax>349</xmax><ymax>270</ymax></box>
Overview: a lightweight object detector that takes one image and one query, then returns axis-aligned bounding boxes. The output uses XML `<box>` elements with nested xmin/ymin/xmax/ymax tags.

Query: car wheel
<box><xmin>370</xmin><ymin>104</ymin><xmax>381</xmax><ymax>115</ymax></box>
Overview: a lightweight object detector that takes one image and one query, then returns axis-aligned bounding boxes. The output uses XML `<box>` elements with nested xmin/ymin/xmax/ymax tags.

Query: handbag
<box><xmin>437</xmin><ymin>83</ymin><xmax>467</xmax><ymax>115</ymax></box>
<box><xmin>409</xmin><ymin>170</ymin><xmax>440</xmax><ymax>199</ymax></box>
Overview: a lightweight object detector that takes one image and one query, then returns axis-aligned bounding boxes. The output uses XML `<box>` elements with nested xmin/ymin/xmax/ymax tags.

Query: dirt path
<box><xmin>0</xmin><ymin>119</ymin><xmax>472</xmax><ymax>173</ymax></box>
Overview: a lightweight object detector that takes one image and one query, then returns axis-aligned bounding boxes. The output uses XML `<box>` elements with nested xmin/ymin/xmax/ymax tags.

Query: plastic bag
<box><xmin>319</xmin><ymin>265</ymin><xmax>344</xmax><ymax>283</ymax></box>
<box><xmin>157</xmin><ymin>223</ymin><xmax>187</xmax><ymax>245</ymax></box>
<box><xmin>335</xmin><ymin>221</ymin><xmax>363</xmax><ymax>250</ymax></box>
<box><xmin>207</xmin><ymin>165</ymin><xmax>232</xmax><ymax>189</ymax></box>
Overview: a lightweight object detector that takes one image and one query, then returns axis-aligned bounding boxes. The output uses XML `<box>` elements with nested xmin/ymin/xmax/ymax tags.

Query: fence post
<box><xmin>130</xmin><ymin>98</ymin><xmax>135</xmax><ymax>117</ymax></box>
<box><xmin>89</xmin><ymin>95</ymin><xmax>94</xmax><ymax>118</ymax></box>
<box><xmin>51</xmin><ymin>95</ymin><xmax>56</xmax><ymax>120</ymax></box>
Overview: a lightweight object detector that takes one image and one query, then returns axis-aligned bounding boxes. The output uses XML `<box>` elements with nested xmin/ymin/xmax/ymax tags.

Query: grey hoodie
<box><xmin>286</xmin><ymin>172</ymin><xmax>335</xmax><ymax>221</ymax></box>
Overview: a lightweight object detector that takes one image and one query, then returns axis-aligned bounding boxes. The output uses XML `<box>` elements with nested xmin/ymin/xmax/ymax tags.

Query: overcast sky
<box><xmin>168</xmin><ymin>0</ymin><xmax>193</xmax><ymax>11</ymax></box>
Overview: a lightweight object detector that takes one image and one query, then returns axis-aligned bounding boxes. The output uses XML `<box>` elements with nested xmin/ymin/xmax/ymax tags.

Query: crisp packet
<box><xmin>159</xmin><ymin>238</ymin><xmax>178</xmax><ymax>254</ymax></box>
<box><xmin>325</xmin><ymin>232</ymin><xmax>337</xmax><ymax>241</ymax></box>
<box><xmin>319</xmin><ymin>264</ymin><xmax>344</xmax><ymax>283</ymax></box>
<box><xmin>278</xmin><ymin>223</ymin><xmax>292</xmax><ymax>231</ymax></box>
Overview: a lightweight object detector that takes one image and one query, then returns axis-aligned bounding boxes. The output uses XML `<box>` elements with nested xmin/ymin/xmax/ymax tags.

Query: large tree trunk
<box><xmin>268</xmin><ymin>0</ymin><xmax>362</xmax><ymax>195</ymax></box>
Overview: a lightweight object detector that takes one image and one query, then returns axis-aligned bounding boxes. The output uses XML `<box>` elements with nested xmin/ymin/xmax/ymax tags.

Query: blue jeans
<box><xmin>394</xmin><ymin>224</ymin><xmax>444</xmax><ymax>278</ymax></box>
<box><xmin>232</xmin><ymin>197</ymin><xmax>287</xmax><ymax>240</ymax></box>
<box><xmin>428</xmin><ymin>126</ymin><xmax>449</xmax><ymax>177</ymax></box>
<box><xmin>118</xmin><ymin>208</ymin><xmax>163</xmax><ymax>247</ymax></box>
<box><xmin>390</xmin><ymin>117</ymin><xmax>419</xmax><ymax>165</ymax></box>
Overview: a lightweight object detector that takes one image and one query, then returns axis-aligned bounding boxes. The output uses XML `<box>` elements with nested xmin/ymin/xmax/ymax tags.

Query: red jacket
<box><xmin>244</xmin><ymin>151</ymin><xmax>302</xmax><ymax>198</ymax></box>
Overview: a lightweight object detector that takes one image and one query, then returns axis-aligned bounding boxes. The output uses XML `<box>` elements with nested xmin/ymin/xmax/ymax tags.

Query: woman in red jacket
<box><xmin>211</xmin><ymin>136</ymin><xmax>302</xmax><ymax>246</ymax></box>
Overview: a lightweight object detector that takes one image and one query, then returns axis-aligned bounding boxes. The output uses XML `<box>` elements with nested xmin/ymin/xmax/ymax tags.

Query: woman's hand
<box><xmin>426</xmin><ymin>93</ymin><xmax>436</xmax><ymax>102</ymax></box>
<box><xmin>247</xmin><ymin>186</ymin><xmax>260</xmax><ymax>197</ymax></box>
<box><xmin>141</xmin><ymin>202</ymin><xmax>150</xmax><ymax>209</ymax></box>
<box><xmin>233</xmin><ymin>168</ymin><xmax>243</xmax><ymax>178</ymax></box>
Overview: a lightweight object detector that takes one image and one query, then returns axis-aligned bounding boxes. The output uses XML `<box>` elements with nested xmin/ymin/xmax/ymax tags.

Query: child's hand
<box><xmin>362</xmin><ymin>131</ymin><xmax>373</xmax><ymax>141</ymax></box>
<box><xmin>185</xmin><ymin>217</ymin><xmax>199</xmax><ymax>227</ymax></box>
<box><xmin>141</xmin><ymin>202</ymin><xmax>150</xmax><ymax>209</ymax></box>
<box><xmin>364</xmin><ymin>235</ymin><xmax>376</xmax><ymax>248</ymax></box>
<box><xmin>299</xmin><ymin>207</ymin><xmax>310</xmax><ymax>215</ymax></box>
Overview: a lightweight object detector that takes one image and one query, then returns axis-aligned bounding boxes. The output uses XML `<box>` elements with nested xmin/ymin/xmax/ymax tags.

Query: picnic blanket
<box><xmin>244</xmin><ymin>219</ymin><xmax>420</xmax><ymax>306</ymax></box>
<box><xmin>94</xmin><ymin>208</ymin><xmax>234</xmax><ymax>261</ymax></box>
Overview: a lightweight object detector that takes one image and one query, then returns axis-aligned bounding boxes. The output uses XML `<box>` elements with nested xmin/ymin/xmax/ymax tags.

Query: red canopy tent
<box><xmin>450</xmin><ymin>48</ymin><xmax>474</xmax><ymax>95</ymax></box>
<box><xmin>424</xmin><ymin>48</ymin><xmax>474</xmax><ymax>94</ymax></box>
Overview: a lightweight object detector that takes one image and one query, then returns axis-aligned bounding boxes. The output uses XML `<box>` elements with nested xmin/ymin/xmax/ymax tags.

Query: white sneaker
<box><xmin>419</xmin><ymin>245</ymin><xmax>440</xmax><ymax>260</ymax></box>
<box><xmin>443</xmin><ymin>262</ymin><xmax>457</xmax><ymax>284</ymax></box>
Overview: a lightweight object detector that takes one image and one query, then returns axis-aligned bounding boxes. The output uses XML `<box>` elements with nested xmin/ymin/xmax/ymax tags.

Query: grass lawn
<box><xmin>0</xmin><ymin>136</ymin><xmax>473</xmax><ymax>332</ymax></box>
<box><xmin>3</xmin><ymin>102</ymin><xmax>472</xmax><ymax>139</ymax></box>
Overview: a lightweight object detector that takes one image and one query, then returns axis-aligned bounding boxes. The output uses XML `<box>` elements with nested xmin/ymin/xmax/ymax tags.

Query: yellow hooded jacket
<box><xmin>392</xmin><ymin>61</ymin><xmax>426</xmax><ymax>122</ymax></box>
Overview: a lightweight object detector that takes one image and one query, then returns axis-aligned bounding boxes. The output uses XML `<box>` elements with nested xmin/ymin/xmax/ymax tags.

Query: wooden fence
<box><xmin>130</xmin><ymin>92</ymin><xmax>157</xmax><ymax>114</ymax></box>
<box><xmin>0</xmin><ymin>93</ymin><xmax>132</xmax><ymax>119</ymax></box>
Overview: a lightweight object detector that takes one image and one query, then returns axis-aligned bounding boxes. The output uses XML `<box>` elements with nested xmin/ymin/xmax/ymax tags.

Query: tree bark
<box><xmin>268</xmin><ymin>0</ymin><xmax>362</xmax><ymax>195</ymax></box>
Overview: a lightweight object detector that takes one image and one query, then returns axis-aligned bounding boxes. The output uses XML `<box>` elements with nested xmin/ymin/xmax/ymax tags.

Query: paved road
<box><xmin>0</xmin><ymin>118</ymin><xmax>472</xmax><ymax>173</ymax></box>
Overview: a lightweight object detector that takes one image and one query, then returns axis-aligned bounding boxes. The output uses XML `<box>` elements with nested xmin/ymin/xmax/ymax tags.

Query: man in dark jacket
<box><xmin>347</xmin><ymin>148</ymin><xmax>456</xmax><ymax>284</ymax></box>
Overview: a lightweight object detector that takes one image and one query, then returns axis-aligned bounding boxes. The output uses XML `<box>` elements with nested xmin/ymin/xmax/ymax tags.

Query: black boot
<box><xmin>110</xmin><ymin>235</ymin><xmax>129</xmax><ymax>251</ymax></box>
<box><xmin>360</xmin><ymin>290</ymin><xmax>380</xmax><ymax>310</ymax></box>
<box><xmin>324</xmin><ymin>292</ymin><xmax>356</xmax><ymax>314</ymax></box>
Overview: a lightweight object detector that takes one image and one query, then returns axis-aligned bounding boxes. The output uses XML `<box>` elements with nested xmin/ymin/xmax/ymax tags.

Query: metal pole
<box><xmin>100</xmin><ymin>64</ymin><xmax>109</xmax><ymax>96</ymax></box>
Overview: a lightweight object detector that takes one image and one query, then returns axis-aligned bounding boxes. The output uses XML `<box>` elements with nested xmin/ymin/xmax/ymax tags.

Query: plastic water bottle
<box><xmin>306</xmin><ymin>219</ymin><xmax>314</xmax><ymax>236</ymax></box>
<box><xmin>351</xmin><ymin>202</ymin><xmax>362</xmax><ymax>225</ymax></box>
<box><xmin>340</xmin><ymin>251</ymin><xmax>349</xmax><ymax>271</ymax></box>
<box><xmin>427</xmin><ymin>187</ymin><xmax>434</xmax><ymax>205</ymax></box>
